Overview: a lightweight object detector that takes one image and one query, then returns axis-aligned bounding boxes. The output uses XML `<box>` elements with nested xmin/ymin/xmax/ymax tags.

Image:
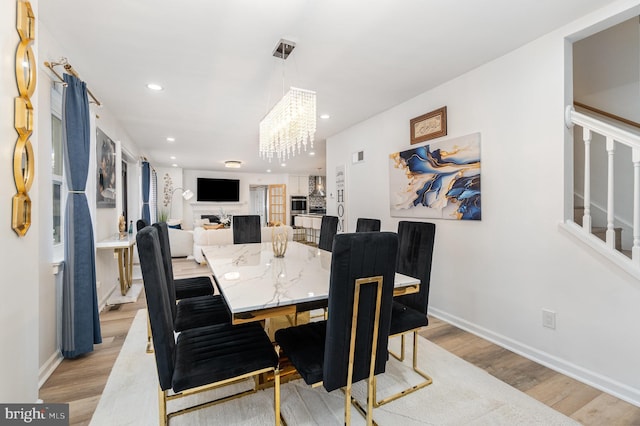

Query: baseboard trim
<box><xmin>559</xmin><ymin>221</ymin><xmax>640</xmax><ymax>281</ymax></box>
<box><xmin>98</xmin><ymin>284</ymin><xmax>117</xmax><ymax>312</ymax></box>
<box><xmin>39</xmin><ymin>351</ymin><xmax>63</xmax><ymax>389</ymax></box>
<box><xmin>429</xmin><ymin>307</ymin><xmax>640</xmax><ymax>408</ymax></box>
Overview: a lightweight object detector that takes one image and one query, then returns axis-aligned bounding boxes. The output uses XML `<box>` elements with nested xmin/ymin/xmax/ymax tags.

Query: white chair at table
<box><xmin>294</xmin><ymin>215</ymin><xmax>305</xmax><ymax>242</ymax></box>
<box><xmin>311</xmin><ymin>216</ymin><xmax>322</xmax><ymax>246</ymax></box>
<box><xmin>302</xmin><ymin>216</ymin><xmax>314</xmax><ymax>244</ymax></box>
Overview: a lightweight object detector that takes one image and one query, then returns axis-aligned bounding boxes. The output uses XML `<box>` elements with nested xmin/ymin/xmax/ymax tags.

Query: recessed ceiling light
<box><xmin>281</xmin><ymin>163</ymin><xmax>286</xmax><ymax>167</ymax></box>
<box><xmin>147</xmin><ymin>83</ymin><xmax>163</xmax><ymax>91</ymax></box>
<box><xmin>320</xmin><ymin>114</ymin><xmax>330</xmax><ymax>119</ymax></box>
<box><xmin>170</xmin><ymin>156</ymin><xmax>176</xmax><ymax>160</ymax></box>
<box><xmin>166</xmin><ymin>137</ymin><xmax>175</xmax><ymax>142</ymax></box>
<box><xmin>171</xmin><ymin>163</ymin><xmax>178</xmax><ymax>167</ymax></box>
<box><xmin>309</xmin><ymin>151</ymin><xmax>316</xmax><ymax>156</ymax></box>
<box><xmin>225</xmin><ymin>160</ymin><xmax>242</xmax><ymax>168</ymax></box>
<box><xmin>266</xmin><ymin>169</ymin><xmax>272</xmax><ymax>173</ymax></box>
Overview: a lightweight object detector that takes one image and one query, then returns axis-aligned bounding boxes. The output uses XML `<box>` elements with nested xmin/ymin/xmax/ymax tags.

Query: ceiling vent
<box><xmin>352</xmin><ymin>150</ymin><xmax>364</xmax><ymax>164</ymax></box>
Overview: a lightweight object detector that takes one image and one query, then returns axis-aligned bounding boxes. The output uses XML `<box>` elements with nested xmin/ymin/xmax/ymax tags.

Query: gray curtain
<box><xmin>142</xmin><ymin>161</ymin><xmax>151</xmax><ymax>224</ymax></box>
<box><xmin>61</xmin><ymin>73</ymin><xmax>102</xmax><ymax>358</ymax></box>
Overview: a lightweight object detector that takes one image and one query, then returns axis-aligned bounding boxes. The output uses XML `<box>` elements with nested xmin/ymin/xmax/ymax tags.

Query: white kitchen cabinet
<box><xmin>288</xmin><ymin>175</ymin><xmax>309</xmax><ymax>195</ymax></box>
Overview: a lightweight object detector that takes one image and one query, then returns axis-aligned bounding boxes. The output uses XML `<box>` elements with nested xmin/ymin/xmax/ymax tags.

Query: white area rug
<box><xmin>106</xmin><ymin>282</ymin><xmax>143</xmax><ymax>306</ymax></box>
<box><xmin>90</xmin><ymin>310</ymin><xmax>579</xmax><ymax>425</ymax></box>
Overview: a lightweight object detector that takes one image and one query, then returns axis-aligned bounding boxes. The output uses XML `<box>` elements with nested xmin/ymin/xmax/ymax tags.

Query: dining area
<box><xmin>136</xmin><ymin>215</ymin><xmax>436</xmax><ymax>425</ymax></box>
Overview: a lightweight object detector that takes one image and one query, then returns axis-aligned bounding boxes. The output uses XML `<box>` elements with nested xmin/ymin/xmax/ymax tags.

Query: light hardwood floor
<box><xmin>39</xmin><ymin>258</ymin><xmax>640</xmax><ymax>425</ymax></box>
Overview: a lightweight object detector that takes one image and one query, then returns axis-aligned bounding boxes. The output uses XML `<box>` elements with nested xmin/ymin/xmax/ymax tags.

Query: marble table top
<box><xmin>202</xmin><ymin>242</ymin><xmax>419</xmax><ymax>316</ymax></box>
<box><xmin>96</xmin><ymin>233</ymin><xmax>136</xmax><ymax>249</ymax></box>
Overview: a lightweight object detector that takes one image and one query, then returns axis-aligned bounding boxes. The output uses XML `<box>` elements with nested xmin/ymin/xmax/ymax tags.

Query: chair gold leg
<box><xmin>388</xmin><ymin>333</ymin><xmax>405</xmax><ymax>361</ymax></box>
<box><xmin>373</xmin><ymin>331</ymin><xmax>433</xmax><ymax>407</ymax></box>
<box><xmin>146</xmin><ymin>311</ymin><xmax>155</xmax><ymax>353</ymax></box>
<box><xmin>274</xmin><ymin>368</ymin><xmax>281</xmax><ymax>426</ymax></box>
<box><xmin>367</xmin><ymin>375</ymin><xmax>374</xmax><ymax>426</ymax></box>
<box><xmin>158</xmin><ymin>387</ymin><xmax>167</xmax><ymax>426</ymax></box>
<box><xmin>344</xmin><ymin>383</ymin><xmax>351</xmax><ymax>425</ymax></box>
<box><xmin>342</xmin><ymin>276</ymin><xmax>384</xmax><ymax>426</ymax></box>
<box><xmin>348</xmin><ymin>393</ymin><xmax>379</xmax><ymax>426</ymax></box>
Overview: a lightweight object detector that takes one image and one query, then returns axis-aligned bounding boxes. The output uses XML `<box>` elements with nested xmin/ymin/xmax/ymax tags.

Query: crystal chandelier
<box><xmin>259</xmin><ymin>87</ymin><xmax>316</xmax><ymax>161</ymax></box>
<box><xmin>259</xmin><ymin>40</ymin><xmax>316</xmax><ymax>162</ymax></box>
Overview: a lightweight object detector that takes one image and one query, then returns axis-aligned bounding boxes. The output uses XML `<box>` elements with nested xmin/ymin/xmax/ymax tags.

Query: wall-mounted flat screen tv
<box><xmin>197</xmin><ymin>178</ymin><xmax>240</xmax><ymax>202</ymax></box>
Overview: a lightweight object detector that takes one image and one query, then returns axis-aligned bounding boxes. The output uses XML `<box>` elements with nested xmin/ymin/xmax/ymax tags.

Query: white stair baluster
<box><xmin>606</xmin><ymin>137</ymin><xmax>616</xmax><ymax>249</ymax></box>
<box><xmin>583</xmin><ymin>127</ymin><xmax>592</xmax><ymax>232</ymax></box>
<box><xmin>566</xmin><ymin>104</ymin><xmax>640</xmax><ymax>269</ymax></box>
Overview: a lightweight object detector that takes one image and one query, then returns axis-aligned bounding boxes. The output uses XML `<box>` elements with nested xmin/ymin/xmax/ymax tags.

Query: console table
<box><xmin>96</xmin><ymin>233</ymin><xmax>136</xmax><ymax>295</ymax></box>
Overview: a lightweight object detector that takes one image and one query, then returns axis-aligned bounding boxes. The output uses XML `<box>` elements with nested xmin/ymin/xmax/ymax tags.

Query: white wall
<box><xmin>182</xmin><ymin>169</ymin><xmax>287</xmax><ymax>229</ymax></box>
<box><xmin>0</xmin><ymin>0</ymin><xmax>40</xmax><ymax>402</ymax></box>
<box><xmin>574</xmin><ymin>16</ymin><xmax>640</xmax><ymax>122</ymax></box>
<box><xmin>326</xmin><ymin>0</ymin><xmax>640</xmax><ymax>406</ymax></box>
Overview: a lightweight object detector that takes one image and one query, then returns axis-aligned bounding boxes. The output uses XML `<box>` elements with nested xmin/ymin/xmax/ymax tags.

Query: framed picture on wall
<box><xmin>96</xmin><ymin>127</ymin><xmax>116</xmax><ymax>208</ymax></box>
<box><xmin>410</xmin><ymin>106</ymin><xmax>447</xmax><ymax>144</ymax></box>
<box><xmin>389</xmin><ymin>132</ymin><xmax>481</xmax><ymax>220</ymax></box>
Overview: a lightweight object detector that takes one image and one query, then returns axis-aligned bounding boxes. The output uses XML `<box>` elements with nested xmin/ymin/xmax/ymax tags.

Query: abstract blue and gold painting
<box><xmin>389</xmin><ymin>132</ymin><xmax>481</xmax><ymax>220</ymax></box>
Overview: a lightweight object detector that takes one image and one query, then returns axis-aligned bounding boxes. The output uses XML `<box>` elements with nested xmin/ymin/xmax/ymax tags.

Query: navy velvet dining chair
<box><xmin>356</xmin><ymin>218</ymin><xmax>381</xmax><ymax>232</ymax></box>
<box><xmin>136</xmin><ymin>226</ymin><xmax>280</xmax><ymax>425</ymax></box>
<box><xmin>152</xmin><ymin>222</ymin><xmax>229</xmax><ymax>332</ymax></box>
<box><xmin>232</xmin><ymin>215</ymin><xmax>261</xmax><ymax>244</ymax></box>
<box><xmin>373</xmin><ymin>220</ymin><xmax>436</xmax><ymax>407</ymax></box>
<box><xmin>318</xmin><ymin>215</ymin><xmax>338</xmax><ymax>251</ymax></box>
<box><xmin>276</xmin><ymin>232</ymin><xmax>398</xmax><ymax>425</ymax></box>
<box><xmin>293</xmin><ymin>215</ymin><xmax>339</xmax><ymax>322</ymax></box>
<box><xmin>138</xmin><ymin>221</ymin><xmax>215</xmax><ymax>300</ymax></box>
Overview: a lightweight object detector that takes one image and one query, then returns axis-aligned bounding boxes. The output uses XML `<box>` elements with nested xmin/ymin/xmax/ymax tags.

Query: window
<box><xmin>52</xmin><ymin>115</ymin><xmax>63</xmax><ymax>244</ymax></box>
<box><xmin>51</xmin><ymin>86</ymin><xmax>64</xmax><ymax>250</ymax></box>
<box><xmin>150</xmin><ymin>168</ymin><xmax>158</xmax><ymax>223</ymax></box>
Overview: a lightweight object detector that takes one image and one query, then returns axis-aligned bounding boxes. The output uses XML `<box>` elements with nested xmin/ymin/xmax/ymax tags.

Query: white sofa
<box><xmin>164</xmin><ymin>219</ymin><xmax>194</xmax><ymax>257</ymax></box>
<box><xmin>168</xmin><ymin>227</ymin><xmax>194</xmax><ymax>257</ymax></box>
<box><xmin>193</xmin><ymin>225</ymin><xmax>294</xmax><ymax>264</ymax></box>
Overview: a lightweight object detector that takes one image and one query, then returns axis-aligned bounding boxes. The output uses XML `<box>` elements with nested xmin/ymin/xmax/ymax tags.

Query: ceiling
<box><xmin>39</xmin><ymin>0</ymin><xmax>616</xmax><ymax>175</ymax></box>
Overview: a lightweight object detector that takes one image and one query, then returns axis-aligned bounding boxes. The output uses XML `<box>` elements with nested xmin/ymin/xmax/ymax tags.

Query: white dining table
<box><xmin>202</xmin><ymin>241</ymin><xmax>420</xmax><ymax>324</ymax></box>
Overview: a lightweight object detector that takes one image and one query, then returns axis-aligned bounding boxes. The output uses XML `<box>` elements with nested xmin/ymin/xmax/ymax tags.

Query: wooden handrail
<box><xmin>574</xmin><ymin>101</ymin><xmax>640</xmax><ymax>130</ymax></box>
<box><xmin>566</xmin><ymin>106</ymin><xmax>640</xmax><ymax>149</ymax></box>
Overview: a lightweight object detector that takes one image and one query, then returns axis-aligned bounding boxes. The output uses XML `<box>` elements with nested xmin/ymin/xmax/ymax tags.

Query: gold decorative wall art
<box><xmin>410</xmin><ymin>106</ymin><xmax>447</xmax><ymax>145</ymax></box>
<box><xmin>12</xmin><ymin>0</ymin><xmax>36</xmax><ymax>236</ymax></box>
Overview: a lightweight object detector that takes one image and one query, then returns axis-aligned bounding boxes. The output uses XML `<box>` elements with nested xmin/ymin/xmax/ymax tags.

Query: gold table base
<box><xmin>115</xmin><ymin>244</ymin><xmax>134</xmax><ymax>295</ymax></box>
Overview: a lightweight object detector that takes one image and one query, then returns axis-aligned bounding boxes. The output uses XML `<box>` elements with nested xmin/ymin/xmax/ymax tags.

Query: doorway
<box><xmin>249</xmin><ymin>185</ymin><xmax>268</xmax><ymax>226</ymax></box>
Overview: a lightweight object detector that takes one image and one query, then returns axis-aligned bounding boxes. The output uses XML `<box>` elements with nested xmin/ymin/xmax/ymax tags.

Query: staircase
<box><xmin>565</xmin><ymin>104</ymin><xmax>640</xmax><ymax>267</ymax></box>
<box><xmin>574</xmin><ymin>206</ymin><xmax>624</xmax><ymax>253</ymax></box>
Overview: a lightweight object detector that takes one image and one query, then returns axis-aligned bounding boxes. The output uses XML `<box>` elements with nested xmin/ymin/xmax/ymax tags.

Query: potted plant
<box><xmin>158</xmin><ymin>209</ymin><xmax>169</xmax><ymax>223</ymax></box>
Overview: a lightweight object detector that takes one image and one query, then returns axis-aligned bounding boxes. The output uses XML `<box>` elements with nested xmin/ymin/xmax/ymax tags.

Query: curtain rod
<box><xmin>44</xmin><ymin>58</ymin><xmax>102</xmax><ymax>106</ymax></box>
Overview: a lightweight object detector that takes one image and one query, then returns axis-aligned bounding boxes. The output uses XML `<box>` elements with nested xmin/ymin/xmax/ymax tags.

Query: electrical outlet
<box><xmin>542</xmin><ymin>309</ymin><xmax>556</xmax><ymax>329</ymax></box>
